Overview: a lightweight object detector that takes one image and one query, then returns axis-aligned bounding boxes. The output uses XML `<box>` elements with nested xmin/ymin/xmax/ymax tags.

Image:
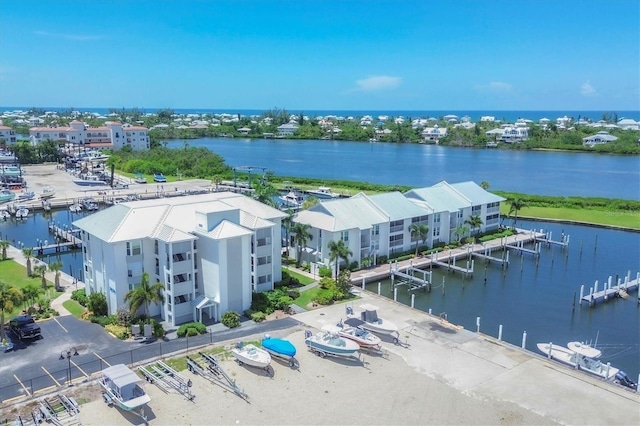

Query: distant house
<box><xmin>421</xmin><ymin>125</ymin><xmax>448</xmax><ymax>142</ymax></box>
<box><xmin>277</xmin><ymin>123</ymin><xmax>299</xmax><ymax>137</ymax></box>
<box><xmin>582</xmin><ymin>131</ymin><xmax>618</xmax><ymax>147</ymax></box>
<box><xmin>617</xmin><ymin>119</ymin><xmax>640</xmax><ymax>131</ymax></box>
<box><xmin>0</xmin><ymin>126</ymin><xmax>17</xmax><ymax>145</ymax></box>
<box><xmin>499</xmin><ymin>126</ymin><xmax>528</xmax><ymax>143</ymax></box>
<box><xmin>237</xmin><ymin>127</ymin><xmax>251</xmax><ymax>135</ymax></box>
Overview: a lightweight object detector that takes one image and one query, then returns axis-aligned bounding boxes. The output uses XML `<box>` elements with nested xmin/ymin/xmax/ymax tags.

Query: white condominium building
<box><xmin>73</xmin><ymin>192</ymin><xmax>286</xmax><ymax>327</ymax></box>
<box><xmin>29</xmin><ymin>121</ymin><xmax>150</xmax><ymax>151</ymax></box>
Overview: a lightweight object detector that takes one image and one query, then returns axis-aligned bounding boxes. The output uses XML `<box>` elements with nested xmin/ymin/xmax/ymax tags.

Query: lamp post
<box><xmin>60</xmin><ymin>347</ymin><xmax>79</xmax><ymax>386</ymax></box>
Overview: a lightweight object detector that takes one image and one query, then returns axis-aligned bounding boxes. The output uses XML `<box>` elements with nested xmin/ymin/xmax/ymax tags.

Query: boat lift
<box><xmin>139</xmin><ymin>360</ymin><xmax>195</xmax><ymax>401</ymax></box>
<box><xmin>186</xmin><ymin>352</ymin><xmax>248</xmax><ymax>401</ymax></box>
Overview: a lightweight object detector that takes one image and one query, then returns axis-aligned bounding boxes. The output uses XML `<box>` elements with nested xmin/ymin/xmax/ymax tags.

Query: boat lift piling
<box><xmin>471</xmin><ymin>243</ymin><xmax>509</xmax><ymax>267</ymax></box>
<box><xmin>390</xmin><ymin>260</ymin><xmax>432</xmax><ymax>291</ymax></box>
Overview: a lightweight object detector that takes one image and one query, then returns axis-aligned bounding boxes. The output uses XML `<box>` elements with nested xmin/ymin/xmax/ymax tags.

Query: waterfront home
<box><xmin>617</xmin><ymin>118</ymin><xmax>640</xmax><ymax>131</ymax></box>
<box><xmin>582</xmin><ymin>131</ymin><xmax>618</xmax><ymax>147</ymax></box>
<box><xmin>421</xmin><ymin>125</ymin><xmax>448</xmax><ymax>142</ymax></box>
<box><xmin>290</xmin><ymin>181</ymin><xmax>504</xmax><ymax>273</ymax></box>
<box><xmin>277</xmin><ymin>123</ymin><xmax>299</xmax><ymax>137</ymax></box>
<box><xmin>73</xmin><ymin>192</ymin><xmax>286</xmax><ymax>326</ymax></box>
<box><xmin>498</xmin><ymin>125</ymin><xmax>529</xmax><ymax>143</ymax></box>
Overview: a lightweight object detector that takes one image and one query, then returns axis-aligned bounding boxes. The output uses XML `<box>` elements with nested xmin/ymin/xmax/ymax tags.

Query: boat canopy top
<box><xmin>567</xmin><ymin>341</ymin><xmax>602</xmax><ymax>358</ymax></box>
<box><xmin>102</xmin><ymin>364</ymin><xmax>143</xmax><ymax>389</ymax></box>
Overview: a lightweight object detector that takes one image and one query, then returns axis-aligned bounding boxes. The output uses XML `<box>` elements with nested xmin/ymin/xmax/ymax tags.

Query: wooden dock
<box><xmin>580</xmin><ymin>272</ymin><xmax>640</xmax><ymax>306</ymax></box>
<box><xmin>31</xmin><ymin>224</ymin><xmax>82</xmax><ymax>254</ymax></box>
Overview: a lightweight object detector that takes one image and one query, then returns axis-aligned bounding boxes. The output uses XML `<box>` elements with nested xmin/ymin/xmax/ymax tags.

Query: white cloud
<box><xmin>34</xmin><ymin>30</ymin><xmax>104</xmax><ymax>41</ymax></box>
<box><xmin>475</xmin><ymin>81</ymin><xmax>512</xmax><ymax>92</ymax></box>
<box><xmin>581</xmin><ymin>81</ymin><xmax>596</xmax><ymax>96</ymax></box>
<box><xmin>353</xmin><ymin>75</ymin><xmax>402</xmax><ymax>92</ymax></box>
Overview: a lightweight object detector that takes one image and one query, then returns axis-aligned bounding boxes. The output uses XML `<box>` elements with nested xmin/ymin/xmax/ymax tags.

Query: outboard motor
<box><xmin>614</xmin><ymin>371</ymin><xmax>638</xmax><ymax>390</ymax></box>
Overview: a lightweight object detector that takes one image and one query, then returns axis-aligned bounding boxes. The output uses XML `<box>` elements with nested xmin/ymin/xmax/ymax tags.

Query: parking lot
<box><xmin>0</xmin><ymin>315</ymin><xmax>299</xmax><ymax>404</ymax></box>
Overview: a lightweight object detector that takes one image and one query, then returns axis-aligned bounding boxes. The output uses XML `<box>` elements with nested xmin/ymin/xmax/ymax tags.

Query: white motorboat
<box><xmin>231</xmin><ymin>342</ymin><xmax>272</xmax><ymax>370</ymax></box>
<box><xmin>307</xmin><ymin>186</ymin><xmax>340</xmax><ymax>199</ymax></box>
<box><xmin>134</xmin><ymin>173</ymin><xmax>147</xmax><ymax>184</ymax></box>
<box><xmin>69</xmin><ymin>203</ymin><xmax>82</xmax><ymax>213</ymax></box>
<box><xmin>537</xmin><ymin>341</ymin><xmax>620</xmax><ymax>381</ymax></box>
<box><xmin>304</xmin><ymin>329</ymin><xmax>360</xmax><ymax>358</ymax></box>
<box><xmin>73</xmin><ymin>174</ymin><xmax>107</xmax><ymax>186</ymax></box>
<box><xmin>279</xmin><ymin>190</ymin><xmax>304</xmax><ymax>208</ymax></box>
<box><xmin>567</xmin><ymin>341</ymin><xmax>620</xmax><ymax>380</ymax></box>
<box><xmin>536</xmin><ymin>342</ymin><xmax>579</xmax><ymax>368</ymax></box>
<box><xmin>330</xmin><ymin>321</ymin><xmax>382</xmax><ymax>349</ymax></box>
<box><xmin>346</xmin><ymin>304</ymin><xmax>399</xmax><ymax>338</ymax></box>
<box><xmin>15</xmin><ymin>206</ymin><xmax>29</xmax><ymax>219</ymax></box>
<box><xmin>40</xmin><ymin>187</ymin><xmax>56</xmax><ymax>199</ymax></box>
<box><xmin>0</xmin><ymin>209</ymin><xmax>10</xmax><ymax>220</ymax></box>
<box><xmin>17</xmin><ymin>189</ymin><xmax>35</xmax><ymax>201</ymax></box>
<box><xmin>99</xmin><ymin>364</ymin><xmax>151</xmax><ymax>413</ymax></box>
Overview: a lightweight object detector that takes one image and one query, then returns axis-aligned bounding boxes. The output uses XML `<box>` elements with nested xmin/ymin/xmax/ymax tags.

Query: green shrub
<box><xmin>251</xmin><ymin>292</ymin><xmax>271</xmax><ymax>314</ymax></box>
<box><xmin>71</xmin><ymin>289</ymin><xmax>88</xmax><ymax>306</ymax></box>
<box><xmin>87</xmin><ymin>292</ymin><xmax>108</xmax><ymax>316</ymax></box>
<box><xmin>313</xmin><ymin>289</ymin><xmax>334</xmax><ymax>305</ymax></box>
<box><xmin>176</xmin><ymin>322</ymin><xmax>207</xmax><ymax>337</ymax></box>
<box><xmin>251</xmin><ymin>311</ymin><xmax>267</xmax><ymax>322</ymax></box>
<box><xmin>151</xmin><ymin>319</ymin><xmax>165</xmax><ymax>338</ymax></box>
<box><xmin>285</xmin><ymin>287</ymin><xmax>300</xmax><ymax>299</ymax></box>
<box><xmin>319</xmin><ymin>266</ymin><xmax>333</xmax><ymax>278</ymax></box>
<box><xmin>221</xmin><ymin>311</ymin><xmax>241</xmax><ymax>328</ymax></box>
<box><xmin>348</xmin><ymin>261</ymin><xmax>359</xmax><ymax>271</ymax></box>
<box><xmin>91</xmin><ymin>315</ymin><xmax>115</xmax><ymax>327</ymax></box>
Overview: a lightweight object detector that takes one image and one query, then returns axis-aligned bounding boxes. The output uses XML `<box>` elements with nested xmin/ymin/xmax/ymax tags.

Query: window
<box><xmin>258</xmin><ymin>274</ymin><xmax>272</xmax><ymax>284</ymax></box>
<box><xmin>390</xmin><ymin>220</ymin><xmax>404</xmax><ymax>233</ymax></box>
<box><xmin>389</xmin><ymin>234</ymin><xmax>403</xmax><ymax>247</ymax></box>
<box><xmin>258</xmin><ymin>255</ymin><xmax>272</xmax><ymax>265</ymax></box>
<box><xmin>127</xmin><ymin>270</ymin><xmax>133</xmax><ymax>277</ymax></box>
<box><xmin>434</xmin><ymin>213</ymin><xmax>441</xmax><ymax>224</ymax></box>
<box><xmin>371</xmin><ymin>225</ymin><xmax>380</xmax><ymax>236</ymax></box>
<box><xmin>174</xmin><ymin>294</ymin><xmax>189</xmax><ymax>304</ymax></box>
<box><xmin>472</xmin><ymin>205</ymin><xmax>482</xmax><ymax>214</ymax></box>
<box><xmin>341</xmin><ymin>231</ymin><xmax>349</xmax><ymax>242</ymax></box>
<box><xmin>126</xmin><ymin>241</ymin><xmax>141</xmax><ymax>256</ymax></box>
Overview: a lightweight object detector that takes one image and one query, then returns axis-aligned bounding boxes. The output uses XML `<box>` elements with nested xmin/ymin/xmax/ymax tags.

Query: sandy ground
<box><xmin>23</xmin><ymin>326</ymin><xmax>552</xmax><ymax>426</ymax></box>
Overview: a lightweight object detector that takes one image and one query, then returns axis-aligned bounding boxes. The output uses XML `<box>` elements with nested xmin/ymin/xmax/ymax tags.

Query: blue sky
<box><xmin>1</xmin><ymin>0</ymin><xmax>638</xmax><ymax>111</ymax></box>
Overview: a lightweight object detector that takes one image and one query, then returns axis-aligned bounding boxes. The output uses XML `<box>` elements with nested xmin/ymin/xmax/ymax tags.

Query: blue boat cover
<box><xmin>262</xmin><ymin>338</ymin><xmax>296</xmax><ymax>357</ymax></box>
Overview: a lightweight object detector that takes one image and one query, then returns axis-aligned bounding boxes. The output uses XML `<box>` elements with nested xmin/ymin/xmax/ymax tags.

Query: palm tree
<box><xmin>291</xmin><ymin>222</ymin><xmax>312</xmax><ymax>267</ymax></box>
<box><xmin>124</xmin><ymin>272</ymin><xmax>165</xmax><ymax>320</ymax></box>
<box><xmin>454</xmin><ymin>224</ymin><xmax>470</xmax><ymax>244</ymax></box>
<box><xmin>480</xmin><ymin>181</ymin><xmax>490</xmax><ymax>190</ymax></box>
<box><xmin>21</xmin><ymin>284</ymin><xmax>40</xmax><ymax>311</ymax></box>
<box><xmin>281</xmin><ymin>209</ymin><xmax>295</xmax><ymax>257</ymax></box>
<box><xmin>327</xmin><ymin>240</ymin><xmax>352</xmax><ymax>279</ymax></box>
<box><xmin>251</xmin><ymin>179</ymin><xmax>278</xmax><ymax>207</ymax></box>
<box><xmin>408</xmin><ymin>223</ymin><xmax>429</xmax><ymax>257</ymax></box>
<box><xmin>0</xmin><ymin>240</ymin><xmax>9</xmax><ymax>261</ymax></box>
<box><xmin>301</xmin><ymin>196</ymin><xmax>319</xmax><ymax>210</ymax></box>
<box><xmin>33</xmin><ymin>264</ymin><xmax>48</xmax><ymax>289</ymax></box>
<box><xmin>508</xmin><ymin>198</ymin><xmax>527</xmax><ymax>226</ymax></box>
<box><xmin>0</xmin><ymin>282</ymin><xmax>23</xmax><ymax>341</ymax></box>
<box><xmin>21</xmin><ymin>247</ymin><xmax>34</xmax><ymax>277</ymax></box>
<box><xmin>465</xmin><ymin>215</ymin><xmax>484</xmax><ymax>237</ymax></box>
<box><xmin>211</xmin><ymin>175</ymin><xmax>222</xmax><ymax>191</ymax></box>
<box><xmin>48</xmin><ymin>260</ymin><xmax>63</xmax><ymax>290</ymax></box>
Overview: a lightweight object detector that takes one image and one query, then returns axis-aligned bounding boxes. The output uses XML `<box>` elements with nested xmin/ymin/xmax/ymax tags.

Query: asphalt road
<box><xmin>0</xmin><ymin>315</ymin><xmax>300</xmax><ymax>403</ymax></box>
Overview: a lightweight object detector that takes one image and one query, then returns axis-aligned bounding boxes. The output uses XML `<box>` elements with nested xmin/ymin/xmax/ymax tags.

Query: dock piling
<box><xmin>411</xmin><ymin>294</ymin><xmax>415</xmax><ymax>308</ymax></box>
<box><xmin>476</xmin><ymin>317</ymin><xmax>480</xmax><ymax>333</ymax></box>
<box><xmin>547</xmin><ymin>342</ymin><xmax>552</xmax><ymax>359</ymax></box>
<box><xmin>521</xmin><ymin>331</ymin><xmax>527</xmax><ymax>349</ymax></box>
<box><xmin>498</xmin><ymin>325</ymin><xmax>503</xmax><ymax>341</ymax></box>
<box><xmin>377</xmin><ymin>282</ymin><xmax>381</xmax><ymax>295</ymax></box>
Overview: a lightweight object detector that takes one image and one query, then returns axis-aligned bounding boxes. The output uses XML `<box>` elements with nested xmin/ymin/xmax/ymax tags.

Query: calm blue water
<box><xmin>168</xmin><ymin>138</ymin><xmax>640</xmax><ymax>200</ymax></box>
<box><xmin>371</xmin><ymin>218</ymin><xmax>639</xmax><ymax>379</ymax></box>
<box><xmin>3</xmin><ymin>107</ymin><xmax>638</xmax><ymax>123</ymax></box>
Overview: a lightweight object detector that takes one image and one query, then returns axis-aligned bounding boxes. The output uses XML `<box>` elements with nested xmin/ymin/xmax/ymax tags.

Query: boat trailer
<box><xmin>186</xmin><ymin>351</ymin><xmax>248</xmax><ymax>401</ymax></box>
<box><xmin>139</xmin><ymin>360</ymin><xmax>195</xmax><ymax>401</ymax></box>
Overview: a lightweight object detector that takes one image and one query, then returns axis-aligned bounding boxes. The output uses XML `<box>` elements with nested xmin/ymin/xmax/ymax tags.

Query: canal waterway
<box><xmin>167</xmin><ymin>138</ymin><xmax>640</xmax><ymax>200</ymax></box>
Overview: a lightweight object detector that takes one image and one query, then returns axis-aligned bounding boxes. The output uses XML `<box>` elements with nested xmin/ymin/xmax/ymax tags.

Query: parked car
<box><xmin>9</xmin><ymin>315</ymin><xmax>42</xmax><ymax>340</ymax></box>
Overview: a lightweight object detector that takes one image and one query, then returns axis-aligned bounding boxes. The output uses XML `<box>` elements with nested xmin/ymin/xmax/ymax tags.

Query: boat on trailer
<box><xmin>99</xmin><ymin>364</ymin><xmax>150</xmax><ymax>417</ymax></box>
<box><xmin>304</xmin><ymin>329</ymin><xmax>360</xmax><ymax>358</ymax></box>
<box><xmin>330</xmin><ymin>321</ymin><xmax>382</xmax><ymax>349</ymax></box>
<box><xmin>345</xmin><ymin>304</ymin><xmax>399</xmax><ymax>342</ymax></box>
<box><xmin>261</xmin><ymin>335</ymin><xmax>298</xmax><ymax>367</ymax></box>
<box><xmin>231</xmin><ymin>342</ymin><xmax>272</xmax><ymax>370</ymax></box>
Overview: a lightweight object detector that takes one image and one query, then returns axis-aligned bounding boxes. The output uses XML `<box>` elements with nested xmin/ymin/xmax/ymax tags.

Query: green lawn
<box><xmin>282</xmin><ymin>267</ymin><xmax>316</xmax><ymax>285</ymax></box>
<box><xmin>63</xmin><ymin>299</ymin><xmax>86</xmax><ymax>318</ymax></box>
<box><xmin>0</xmin><ymin>259</ymin><xmax>62</xmax><ymax>318</ymax></box>
<box><xmin>293</xmin><ymin>287</ymin><xmax>320</xmax><ymax>309</ymax></box>
<box><xmin>501</xmin><ymin>205</ymin><xmax>640</xmax><ymax>230</ymax></box>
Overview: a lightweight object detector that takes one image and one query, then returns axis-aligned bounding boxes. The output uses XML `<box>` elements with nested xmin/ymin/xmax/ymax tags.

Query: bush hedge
<box><xmin>176</xmin><ymin>322</ymin><xmax>207</xmax><ymax>337</ymax></box>
<box><xmin>221</xmin><ymin>311</ymin><xmax>241</xmax><ymax>328</ymax></box>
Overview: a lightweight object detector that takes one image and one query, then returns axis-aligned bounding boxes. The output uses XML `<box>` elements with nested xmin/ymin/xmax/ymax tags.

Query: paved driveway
<box><xmin>0</xmin><ymin>315</ymin><xmax>300</xmax><ymax>403</ymax></box>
